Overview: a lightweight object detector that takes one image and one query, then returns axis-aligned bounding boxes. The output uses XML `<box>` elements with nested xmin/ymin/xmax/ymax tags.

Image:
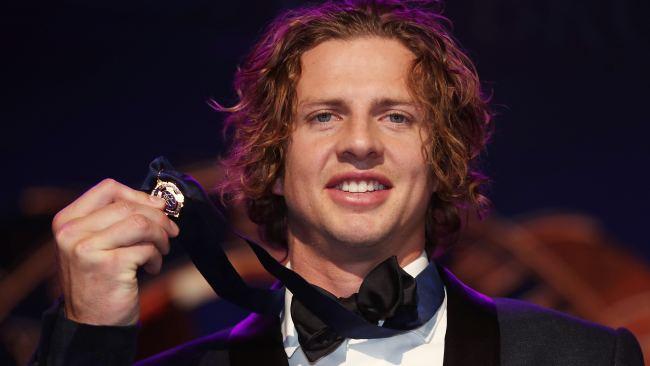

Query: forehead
<box><xmin>296</xmin><ymin>37</ymin><xmax>416</xmax><ymax>103</ymax></box>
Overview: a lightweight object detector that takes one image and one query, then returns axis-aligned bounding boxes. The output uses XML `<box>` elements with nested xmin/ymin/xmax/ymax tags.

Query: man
<box><xmin>32</xmin><ymin>1</ymin><xmax>644</xmax><ymax>365</ymax></box>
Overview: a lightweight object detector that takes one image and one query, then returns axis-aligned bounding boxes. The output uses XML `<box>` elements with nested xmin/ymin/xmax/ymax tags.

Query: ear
<box><xmin>428</xmin><ymin>173</ymin><xmax>439</xmax><ymax>195</ymax></box>
<box><xmin>272</xmin><ymin>176</ymin><xmax>284</xmax><ymax>195</ymax></box>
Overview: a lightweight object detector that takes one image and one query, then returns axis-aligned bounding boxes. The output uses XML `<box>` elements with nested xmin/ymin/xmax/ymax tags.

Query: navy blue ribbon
<box><xmin>141</xmin><ymin>156</ymin><xmax>444</xmax><ymax>339</ymax></box>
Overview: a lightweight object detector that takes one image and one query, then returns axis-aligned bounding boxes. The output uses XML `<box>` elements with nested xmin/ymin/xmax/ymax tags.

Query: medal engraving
<box><xmin>150</xmin><ymin>178</ymin><xmax>184</xmax><ymax>217</ymax></box>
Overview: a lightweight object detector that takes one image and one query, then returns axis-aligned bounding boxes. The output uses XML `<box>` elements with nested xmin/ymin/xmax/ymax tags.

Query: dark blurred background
<box><xmin>2</xmin><ymin>0</ymin><xmax>649</xmax><ymax>364</ymax></box>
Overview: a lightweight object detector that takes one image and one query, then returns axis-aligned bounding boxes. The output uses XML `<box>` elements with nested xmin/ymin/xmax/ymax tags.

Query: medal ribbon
<box><xmin>141</xmin><ymin>156</ymin><xmax>444</xmax><ymax>339</ymax></box>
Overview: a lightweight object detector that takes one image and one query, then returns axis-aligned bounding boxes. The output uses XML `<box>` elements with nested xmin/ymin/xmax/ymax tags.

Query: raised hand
<box><xmin>51</xmin><ymin>178</ymin><xmax>179</xmax><ymax>326</ymax></box>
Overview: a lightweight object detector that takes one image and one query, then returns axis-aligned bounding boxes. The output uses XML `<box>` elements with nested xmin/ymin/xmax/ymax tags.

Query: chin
<box><xmin>324</xmin><ymin>222</ymin><xmax>391</xmax><ymax>248</ymax></box>
<box><xmin>330</xmin><ymin>235</ymin><xmax>382</xmax><ymax>248</ymax></box>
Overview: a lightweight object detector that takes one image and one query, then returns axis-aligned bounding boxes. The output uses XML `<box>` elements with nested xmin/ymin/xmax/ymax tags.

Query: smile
<box><xmin>335</xmin><ymin>180</ymin><xmax>387</xmax><ymax>193</ymax></box>
<box><xmin>325</xmin><ymin>173</ymin><xmax>392</xmax><ymax>208</ymax></box>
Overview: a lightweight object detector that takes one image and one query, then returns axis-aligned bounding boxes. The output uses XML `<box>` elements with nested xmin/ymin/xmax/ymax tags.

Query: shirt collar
<box><xmin>280</xmin><ymin>251</ymin><xmax>440</xmax><ymax>358</ymax></box>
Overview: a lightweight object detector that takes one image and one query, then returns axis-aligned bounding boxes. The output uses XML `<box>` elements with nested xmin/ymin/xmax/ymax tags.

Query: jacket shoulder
<box><xmin>134</xmin><ymin>327</ymin><xmax>232</xmax><ymax>366</ymax></box>
<box><xmin>133</xmin><ymin>312</ymin><xmax>285</xmax><ymax>366</ymax></box>
<box><xmin>495</xmin><ymin>297</ymin><xmax>644</xmax><ymax>366</ymax></box>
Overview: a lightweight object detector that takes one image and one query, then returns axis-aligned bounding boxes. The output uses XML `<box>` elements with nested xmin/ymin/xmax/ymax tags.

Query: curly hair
<box><xmin>214</xmin><ymin>0</ymin><xmax>493</xmax><ymax>253</ymax></box>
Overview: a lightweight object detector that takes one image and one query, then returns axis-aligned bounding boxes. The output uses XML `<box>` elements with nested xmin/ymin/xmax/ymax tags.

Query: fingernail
<box><xmin>169</xmin><ymin>220</ymin><xmax>179</xmax><ymax>235</ymax></box>
<box><xmin>150</xmin><ymin>195</ymin><xmax>165</xmax><ymax>206</ymax></box>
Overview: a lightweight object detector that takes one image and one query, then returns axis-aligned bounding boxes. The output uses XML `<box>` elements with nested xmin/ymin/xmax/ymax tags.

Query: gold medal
<box><xmin>150</xmin><ymin>177</ymin><xmax>185</xmax><ymax>218</ymax></box>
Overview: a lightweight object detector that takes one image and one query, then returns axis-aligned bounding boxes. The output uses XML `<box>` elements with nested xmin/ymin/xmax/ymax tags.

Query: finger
<box><xmin>85</xmin><ymin>214</ymin><xmax>171</xmax><ymax>255</ymax></box>
<box><xmin>53</xmin><ymin>178</ymin><xmax>166</xmax><ymax>231</ymax></box>
<box><xmin>63</xmin><ymin>200</ymin><xmax>179</xmax><ymax>242</ymax></box>
<box><xmin>115</xmin><ymin>243</ymin><xmax>163</xmax><ymax>275</ymax></box>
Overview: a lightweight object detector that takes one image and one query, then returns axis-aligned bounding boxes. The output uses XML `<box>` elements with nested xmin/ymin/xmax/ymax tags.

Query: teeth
<box><xmin>358</xmin><ymin>181</ymin><xmax>367</xmax><ymax>192</ymax></box>
<box><xmin>336</xmin><ymin>180</ymin><xmax>386</xmax><ymax>193</ymax></box>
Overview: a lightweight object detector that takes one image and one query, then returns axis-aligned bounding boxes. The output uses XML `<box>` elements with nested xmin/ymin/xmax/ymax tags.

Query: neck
<box><xmin>287</xmin><ymin>232</ymin><xmax>425</xmax><ymax>298</ymax></box>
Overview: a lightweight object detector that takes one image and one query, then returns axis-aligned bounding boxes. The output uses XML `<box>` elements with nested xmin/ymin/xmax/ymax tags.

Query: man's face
<box><xmin>275</xmin><ymin>37</ymin><xmax>434</xmax><ymax>254</ymax></box>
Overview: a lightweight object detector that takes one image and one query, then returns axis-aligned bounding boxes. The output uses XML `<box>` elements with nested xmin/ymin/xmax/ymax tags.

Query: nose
<box><xmin>335</xmin><ymin>117</ymin><xmax>384</xmax><ymax>166</ymax></box>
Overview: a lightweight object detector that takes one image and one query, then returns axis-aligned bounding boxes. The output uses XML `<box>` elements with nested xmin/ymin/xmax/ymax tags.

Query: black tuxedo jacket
<box><xmin>33</xmin><ymin>267</ymin><xmax>644</xmax><ymax>366</ymax></box>
<box><xmin>131</xmin><ymin>268</ymin><xmax>643</xmax><ymax>366</ymax></box>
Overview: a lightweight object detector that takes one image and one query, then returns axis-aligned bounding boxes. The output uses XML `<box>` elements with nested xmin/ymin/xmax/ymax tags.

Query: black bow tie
<box><xmin>290</xmin><ymin>256</ymin><xmax>419</xmax><ymax>362</ymax></box>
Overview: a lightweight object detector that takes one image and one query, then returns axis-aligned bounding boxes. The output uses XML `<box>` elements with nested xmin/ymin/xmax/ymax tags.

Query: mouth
<box><xmin>325</xmin><ymin>172</ymin><xmax>392</xmax><ymax>208</ymax></box>
<box><xmin>326</xmin><ymin>172</ymin><xmax>393</xmax><ymax>191</ymax></box>
<box><xmin>333</xmin><ymin>179</ymin><xmax>387</xmax><ymax>193</ymax></box>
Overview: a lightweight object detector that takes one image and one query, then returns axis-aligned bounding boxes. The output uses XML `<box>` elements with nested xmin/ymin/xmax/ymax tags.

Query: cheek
<box><xmin>403</xmin><ymin>163</ymin><xmax>434</xmax><ymax>220</ymax></box>
<box><xmin>283</xmin><ymin>137</ymin><xmax>330</xmax><ymax>196</ymax></box>
<box><xmin>393</xmin><ymin>138</ymin><xmax>433</xmax><ymax>195</ymax></box>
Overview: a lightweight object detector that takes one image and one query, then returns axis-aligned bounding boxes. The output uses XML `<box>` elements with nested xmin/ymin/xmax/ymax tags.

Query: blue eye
<box><xmin>315</xmin><ymin>113</ymin><xmax>332</xmax><ymax>123</ymax></box>
<box><xmin>388</xmin><ymin>113</ymin><xmax>407</xmax><ymax>123</ymax></box>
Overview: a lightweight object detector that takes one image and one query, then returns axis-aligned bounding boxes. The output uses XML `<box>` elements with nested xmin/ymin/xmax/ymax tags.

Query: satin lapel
<box><xmin>227</xmin><ymin>312</ymin><xmax>289</xmax><ymax>366</ymax></box>
<box><xmin>440</xmin><ymin>267</ymin><xmax>501</xmax><ymax>366</ymax></box>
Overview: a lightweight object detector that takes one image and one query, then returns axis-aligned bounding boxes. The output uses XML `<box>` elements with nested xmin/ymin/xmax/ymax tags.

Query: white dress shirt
<box><xmin>281</xmin><ymin>252</ymin><xmax>447</xmax><ymax>365</ymax></box>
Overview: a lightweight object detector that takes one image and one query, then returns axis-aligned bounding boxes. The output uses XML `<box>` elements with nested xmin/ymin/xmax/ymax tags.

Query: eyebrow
<box><xmin>298</xmin><ymin>98</ymin><xmax>348</xmax><ymax>110</ymax></box>
<box><xmin>298</xmin><ymin>97</ymin><xmax>418</xmax><ymax>111</ymax></box>
<box><xmin>371</xmin><ymin>98</ymin><xmax>418</xmax><ymax>110</ymax></box>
